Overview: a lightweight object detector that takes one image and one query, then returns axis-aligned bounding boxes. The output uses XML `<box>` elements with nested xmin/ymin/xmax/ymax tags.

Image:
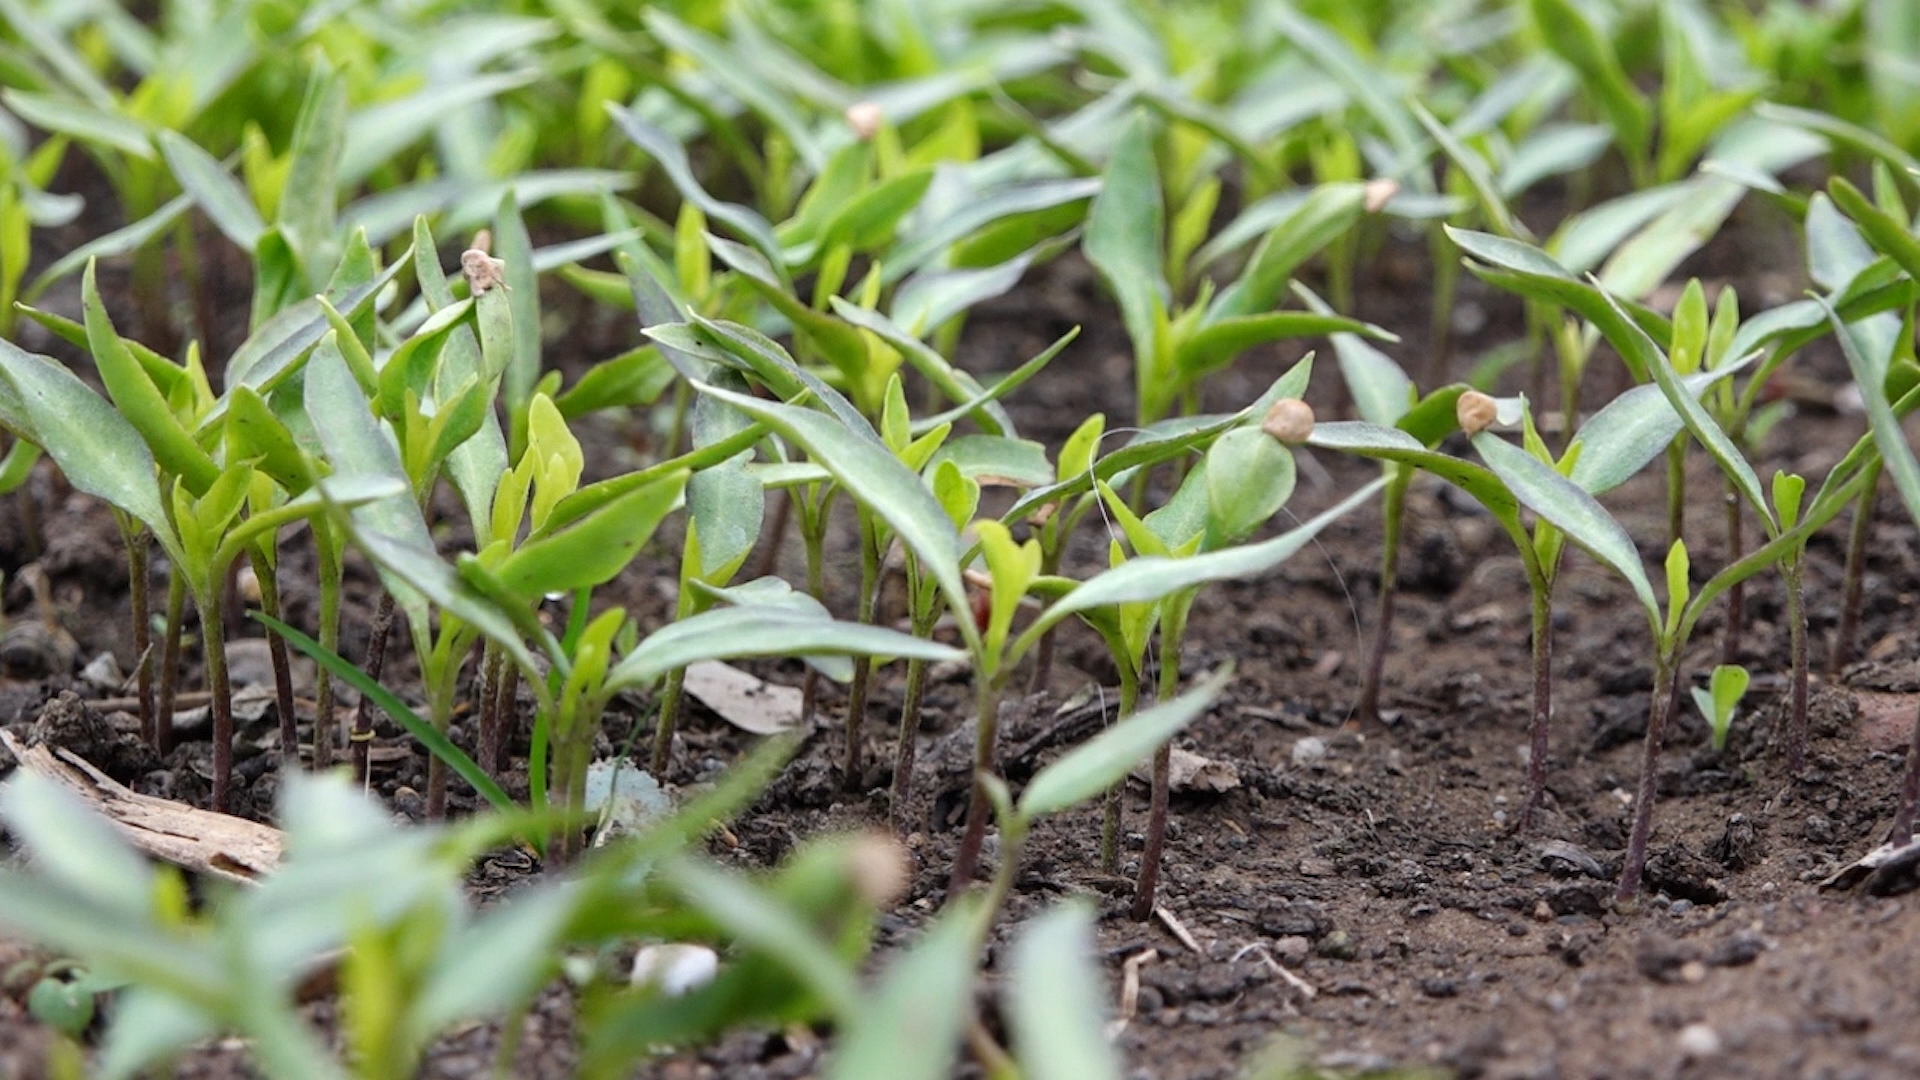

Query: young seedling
<box><xmin>1692</xmin><ymin>664</ymin><xmax>1752</xmax><ymax>753</ymax></box>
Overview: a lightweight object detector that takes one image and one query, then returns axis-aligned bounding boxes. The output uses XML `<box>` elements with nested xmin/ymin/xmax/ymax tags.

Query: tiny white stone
<box><xmin>1678</xmin><ymin>1022</ymin><xmax>1721</xmax><ymax>1059</ymax></box>
<box><xmin>631</xmin><ymin>943</ymin><xmax>719</xmax><ymax>996</ymax></box>
<box><xmin>1291</xmin><ymin>736</ymin><xmax>1327</xmax><ymax>767</ymax></box>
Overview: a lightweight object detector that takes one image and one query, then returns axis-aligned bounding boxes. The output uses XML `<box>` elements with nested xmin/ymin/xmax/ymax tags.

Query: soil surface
<box><xmin>3</xmin><ymin>183</ymin><xmax>1920</xmax><ymax>1080</ymax></box>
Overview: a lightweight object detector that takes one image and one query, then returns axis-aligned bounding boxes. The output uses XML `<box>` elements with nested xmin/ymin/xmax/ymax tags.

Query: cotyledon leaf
<box><xmin>606</xmin><ymin>606</ymin><xmax>963</xmax><ymax>690</ymax></box>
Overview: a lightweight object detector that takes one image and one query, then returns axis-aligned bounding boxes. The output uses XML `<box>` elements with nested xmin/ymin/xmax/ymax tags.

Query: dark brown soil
<box><xmin>2</xmin><ymin>192</ymin><xmax>1919</xmax><ymax>1080</ymax></box>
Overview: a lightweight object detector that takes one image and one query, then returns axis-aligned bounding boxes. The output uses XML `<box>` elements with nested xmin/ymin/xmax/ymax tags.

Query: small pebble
<box><xmin>1679</xmin><ymin>960</ymin><xmax>1707</xmax><ymax>984</ymax></box>
<box><xmin>1678</xmin><ymin>1022</ymin><xmax>1722</xmax><ymax>1059</ymax></box>
<box><xmin>1291</xmin><ymin>737</ymin><xmax>1327</xmax><ymax>767</ymax></box>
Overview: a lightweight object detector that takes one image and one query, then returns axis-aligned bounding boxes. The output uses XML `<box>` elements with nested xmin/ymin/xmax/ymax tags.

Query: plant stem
<box><xmin>1132</xmin><ymin>602</ymin><xmax>1188</xmax><ymax>921</ymax></box>
<box><xmin>1830</xmin><ymin>461</ymin><xmax>1879</xmax><ymax>677</ymax></box>
<box><xmin>1357</xmin><ymin>466</ymin><xmax>1410</xmax><ymax>725</ymax></box>
<box><xmin>890</xmin><ymin>655</ymin><xmax>929</xmax><ymax>834</ymax></box>
<box><xmin>1617</xmin><ymin>652</ymin><xmax>1680</xmax><ymax>901</ymax></box>
<box><xmin>1720</xmin><ymin>481</ymin><xmax>1745</xmax><ymax>666</ymax></box>
<box><xmin>1521</xmin><ymin>583</ymin><xmax>1554</xmax><ymax>831</ymax></box>
<box><xmin>1783</xmin><ymin>555</ymin><xmax>1810</xmax><ymax>774</ymax></box>
<box><xmin>248</xmin><ymin>546</ymin><xmax>299</xmax><ymax>769</ymax></box>
<box><xmin>1424</xmin><ymin>226</ymin><xmax>1458</xmax><ymax>388</ymax></box>
<box><xmin>201</xmin><ymin>587</ymin><xmax>234</xmax><ymax>814</ymax></box>
<box><xmin>649</xmin><ymin>665</ymin><xmax>687</xmax><ymax>776</ymax></box>
<box><xmin>352</xmin><ymin>592</ymin><xmax>397</xmax><ymax>788</ymax></box>
<box><xmin>798</xmin><ymin>493</ymin><xmax>828</xmax><ymax>723</ymax></box>
<box><xmin>313</xmin><ymin>533</ymin><xmax>343</xmax><ymax>772</ymax></box>
<box><xmin>1892</xmin><ymin>697</ymin><xmax>1920</xmax><ymax>847</ymax></box>
<box><xmin>477</xmin><ymin>645</ymin><xmax>504</xmax><ymax>778</ymax></box>
<box><xmin>948</xmin><ymin>681</ymin><xmax>1003</xmax><ymax>896</ymax></box>
<box><xmin>843</xmin><ymin>516</ymin><xmax>881</xmax><ymax>792</ymax></box>
<box><xmin>1665</xmin><ymin>436</ymin><xmax>1686</xmax><ymax>550</ymax></box>
<box><xmin>1101</xmin><ymin>663</ymin><xmax>1141</xmax><ymax>874</ymax></box>
<box><xmin>127</xmin><ymin>531</ymin><xmax>154</xmax><ymax>750</ymax></box>
<box><xmin>1026</xmin><ymin>542</ymin><xmax>1063</xmax><ymax>694</ymax></box>
<box><xmin>156</xmin><ymin>574</ymin><xmax>187</xmax><ymax>758</ymax></box>
<box><xmin>491</xmin><ymin>663</ymin><xmax>520</xmax><ymax>776</ymax></box>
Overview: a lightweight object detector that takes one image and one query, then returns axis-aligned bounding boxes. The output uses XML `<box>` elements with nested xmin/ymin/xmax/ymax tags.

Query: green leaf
<box><xmin>689</xmin><ymin>382</ymin><xmax>973</xmax><ymax>646</ymax></box>
<box><xmin>1175</xmin><ymin>311</ymin><xmax>1389</xmax><ymax>382</ymax></box>
<box><xmin>1008</xmin><ymin>904</ymin><xmax>1122</xmax><ymax>1080</ymax></box>
<box><xmin>1472</xmin><ymin>430</ymin><xmax>1659</xmax><ymax>625</ymax></box>
<box><xmin>1208</xmin><ymin>183</ymin><xmax>1367</xmax><ymax>323</ymax></box>
<box><xmin>499</xmin><ymin>471</ymin><xmax>688</xmax><ymax>599</ymax></box>
<box><xmin>82</xmin><ymin>262</ymin><xmax>221</xmax><ymax>494</ymax></box>
<box><xmin>554</xmin><ymin>346</ymin><xmax>675</xmax><ymax>418</ymax></box>
<box><xmin>157</xmin><ymin>130</ymin><xmax>264</xmax><ymax>251</ymax></box>
<box><xmin>0</xmin><ymin>90</ymin><xmax>152</xmax><ymax>159</ymax></box>
<box><xmin>923</xmin><ymin>435</ymin><xmax>1052</xmax><ymax>488</ymax></box>
<box><xmin>1663</xmin><ymin>539</ymin><xmax>1690</xmax><ymax>640</ymax></box>
<box><xmin>25</xmin><ymin>194</ymin><xmax>192</xmax><ymax>300</ymax></box>
<box><xmin>1018</xmin><ymin>666</ymin><xmax>1231</xmax><ymax>820</ymax></box>
<box><xmin>1756</xmin><ymin>102</ymin><xmax>1920</xmax><ymax>189</ymax></box>
<box><xmin>0</xmin><ymin>339</ymin><xmax>176</xmax><ymax>555</ymax></box>
<box><xmin>687</xmin><ymin>375</ymin><xmax>765</xmax><ymax>581</ymax></box>
<box><xmin>1264</xmin><ymin>5</ymin><xmax>1423</xmax><ymax>176</ymax></box>
<box><xmin>1205</xmin><ymin>428</ymin><xmax>1296</xmax><ymax>547</ymax></box>
<box><xmin>1083</xmin><ymin>110</ymin><xmax>1168</xmax><ymax>363</ymax></box>
<box><xmin>1566</xmin><ymin>361</ymin><xmax>1752</xmax><ymax>495</ymax></box>
<box><xmin>1529</xmin><ymin>0</ymin><xmax>1648</xmax><ymax>173</ymax></box>
<box><xmin>1411</xmin><ymin>101</ymin><xmax>1529</xmax><ymax>240</ymax></box>
<box><xmin>1308</xmin><ymin>421</ymin><xmax>1521</xmax><ymax>524</ymax></box>
<box><xmin>495</xmin><ymin>191</ymin><xmax>542</xmax><ymax>427</ymax></box>
<box><xmin>1823</xmin><ymin>297</ymin><xmax>1920</xmax><ymax>542</ymax></box>
<box><xmin>606</xmin><ymin>104</ymin><xmax>786</xmax><ymax>281</ymax></box>
<box><xmin>607</xmin><ymin>605</ymin><xmax>962</xmax><ymax>691</ymax></box>
<box><xmin>826</xmin><ymin>897</ymin><xmax>989</xmax><ymax>1080</ymax></box>
<box><xmin>1020</xmin><ymin>479</ymin><xmax>1383</xmax><ymax>648</ymax></box>
<box><xmin>277</xmin><ymin>65</ymin><xmax>346</xmax><ymax>283</ymax></box>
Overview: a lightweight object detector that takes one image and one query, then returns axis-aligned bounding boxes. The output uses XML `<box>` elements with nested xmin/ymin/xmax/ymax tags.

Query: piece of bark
<box><xmin>0</xmin><ymin>729</ymin><xmax>282</xmax><ymax>884</ymax></box>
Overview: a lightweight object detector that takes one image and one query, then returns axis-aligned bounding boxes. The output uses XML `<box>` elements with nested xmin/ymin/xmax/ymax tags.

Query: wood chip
<box><xmin>682</xmin><ymin>660</ymin><xmax>802</xmax><ymax>735</ymax></box>
<box><xmin>1105</xmin><ymin>947</ymin><xmax>1158</xmax><ymax>1038</ymax></box>
<box><xmin>1154</xmin><ymin>905</ymin><xmax>1203</xmax><ymax>955</ymax></box>
<box><xmin>0</xmin><ymin>729</ymin><xmax>282</xmax><ymax>884</ymax></box>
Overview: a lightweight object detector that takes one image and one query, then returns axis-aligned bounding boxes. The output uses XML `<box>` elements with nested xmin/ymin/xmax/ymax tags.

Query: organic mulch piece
<box><xmin>0</xmin><ymin>728</ymin><xmax>281</xmax><ymax>884</ymax></box>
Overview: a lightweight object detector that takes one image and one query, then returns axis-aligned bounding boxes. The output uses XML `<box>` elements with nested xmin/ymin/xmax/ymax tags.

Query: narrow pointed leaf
<box><xmin>1019</xmin><ymin>667</ymin><xmax>1231</xmax><ymax>820</ymax></box>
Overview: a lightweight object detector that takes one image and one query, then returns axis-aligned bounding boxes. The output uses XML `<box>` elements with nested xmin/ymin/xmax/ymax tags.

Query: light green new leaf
<box><xmin>497</xmin><ymin>471</ymin><xmax>688</xmax><ymax>599</ymax></box>
<box><xmin>1019</xmin><ymin>666</ymin><xmax>1232</xmax><ymax>820</ymax></box>
<box><xmin>82</xmin><ymin>262</ymin><xmax>220</xmax><ymax>494</ymax></box>
<box><xmin>1009</xmin><ymin>904</ymin><xmax>1122</xmax><ymax>1080</ymax></box>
